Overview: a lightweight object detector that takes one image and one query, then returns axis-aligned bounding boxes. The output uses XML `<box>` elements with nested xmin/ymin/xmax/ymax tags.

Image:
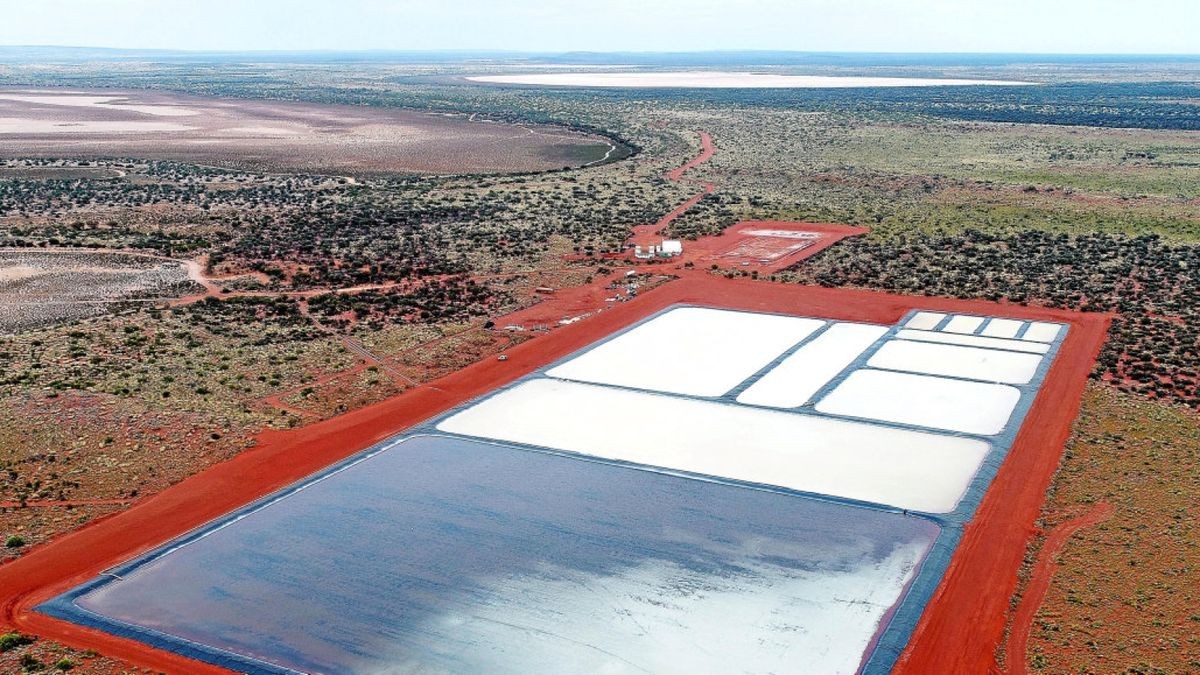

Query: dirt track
<box><xmin>629</xmin><ymin>130</ymin><xmax>715</xmax><ymax>247</ymax></box>
<box><xmin>1003</xmin><ymin>502</ymin><xmax>1115</xmax><ymax>675</ymax></box>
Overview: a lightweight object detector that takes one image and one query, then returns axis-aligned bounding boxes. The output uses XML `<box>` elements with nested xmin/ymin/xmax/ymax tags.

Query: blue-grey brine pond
<box><xmin>47</xmin><ymin>435</ymin><xmax>939</xmax><ymax>674</ymax></box>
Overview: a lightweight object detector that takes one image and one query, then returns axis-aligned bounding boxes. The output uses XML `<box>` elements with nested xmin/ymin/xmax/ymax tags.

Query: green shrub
<box><xmin>0</xmin><ymin>632</ymin><xmax>34</xmax><ymax>652</ymax></box>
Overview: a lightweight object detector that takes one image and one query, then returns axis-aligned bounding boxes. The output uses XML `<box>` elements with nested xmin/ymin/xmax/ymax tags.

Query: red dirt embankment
<box><xmin>0</xmin><ymin>277</ymin><xmax>1107</xmax><ymax>674</ymax></box>
<box><xmin>1004</xmin><ymin>502</ymin><xmax>1115</xmax><ymax>675</ymax></box>
<box><xmin>893</xmin><ymin>309</ymin><xmax>1111</xmax><ymax>675</ymax></box>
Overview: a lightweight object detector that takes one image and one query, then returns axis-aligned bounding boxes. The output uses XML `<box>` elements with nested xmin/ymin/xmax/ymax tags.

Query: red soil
<box><xmin>687</xmin><ymin>220</ymin><xmax>869</xmax><ymax>273</ymax></box>
<box><xmin>495</xmin><ymin>268</ymin><xmax>635</xmax><ymax>330</ymax></box>
<box><xmin>1002</xmin><ymin>501</ymin><xmax>1115</xmax><ymax>675</ymax></box>
<box><xmin>0</xmin><ymin>499</ymin><xmax>132</xmax><ymax>509</ymax></box>
<box><xmin>893</xmin><ymin>309</ymin><xmax>1111</xmax><ymax>675</ymax></box>
<box><xmin>627</xmin><ymin>184</ymin><xmax>715</xmax><ymax>248</ymax></box>
<box><xmin>0</xmin><ymin>276</ymin><xmax>1107</xmax><ymax>674</ymax></box>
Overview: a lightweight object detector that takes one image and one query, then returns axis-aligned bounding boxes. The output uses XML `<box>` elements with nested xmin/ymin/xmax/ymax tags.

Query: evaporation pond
<box><xmin>65</xmin><ymin>435</ymin><xmax>940</xmax><ymax>674</ymax></box>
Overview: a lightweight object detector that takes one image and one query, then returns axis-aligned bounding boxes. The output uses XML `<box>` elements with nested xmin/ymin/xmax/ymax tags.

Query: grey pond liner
<box><xmin>39</xmin><ymin>304</ymin><xmax>1067</xmax><ymax>674</ymax></box>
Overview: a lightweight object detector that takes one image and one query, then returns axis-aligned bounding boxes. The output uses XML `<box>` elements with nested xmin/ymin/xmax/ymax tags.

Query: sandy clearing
<box><xmin>0</xmin><ymin>250</ymin><xmax>193</xmax><ymax>333</ymax></box>
<box><xmin>0</xmin><ymin>263</ymin><xmax>152</xmax><ymax>283</ymax></box>
<box><xmin>467</xmin><ymin>71</ymin><xmax>1036</xmax><ymax>89</ymax></box>
<box><xmin>0</xmin><ymin>265</ymin><xmax>44</xmax><ymax>282</ymax></box>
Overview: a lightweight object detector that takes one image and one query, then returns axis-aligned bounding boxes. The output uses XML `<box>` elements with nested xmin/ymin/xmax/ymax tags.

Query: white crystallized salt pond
<box><xmin>466</xmin><ymin>71</ymin><xmax>1035</xmax><ymax>89</ymax></box>
<box><xmin>868</xmin><ymin>339</ymin><xmax>1044</xmax><ymax>385</ymax></box>
<box><xmin>943</xmin><ymin>315</ymin><xmax>985</xmax><ymax>334</ymax></box>
<box><xmin>816</xmin><ymin>369</ymin><xmax>1022</xmax><ymax>435</ymax></box>
<box><xmin>547</xmin><ymin>307</ymin><xmax>823</xmax><ymax>396</ymax></box>
<box><xmin>981</xmin><ymin>318</ymin><xmax>1024</xmax><ymax>339</ymax></box>
<box><xmin>896</xmin><ymin>329</ymin><xmax>1050</xmax><ymax>354</ymax></box>
<box><xmin>737</xmin><ymin>322</ymin><xmax>888</xmax><ymax>408</ymax></box>
<box><xmin>1023</xmin><ymin>322</ymin><xmax>1063</xmax><ymax>342</ymax></box>
<box><xmin>438</xmin><ymin>378</ymin><xmax>989</xmax><ymax>513</ymax></box>
<box><xmin>905</xmin><ymin>312</ymin><xmax>946</xmax><ymax>330</ymax></box>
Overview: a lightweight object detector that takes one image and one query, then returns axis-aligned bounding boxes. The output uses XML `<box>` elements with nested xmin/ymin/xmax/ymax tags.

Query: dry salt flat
<box><xmin>0</xmin><ymin>87</ymin><xmax>615</xmax><ymax>173</ymax></box>
<box><xmin>467</xmin><ymin>71</ymin><xmax>1035</xmax><ymax>88</ymax></box>
<box><xmin>0</xmin><ymin>119</ymin><xmax>197</xmax><ymax>134</ymax></box>
<box><xmin>0</xmin><ymin>93</ymin><xmax>202</xmax><ymax>117</ymax></box>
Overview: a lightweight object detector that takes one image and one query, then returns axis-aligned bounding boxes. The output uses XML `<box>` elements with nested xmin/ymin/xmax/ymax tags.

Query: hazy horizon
<box><xmin>3</xmin><ymin>46</ymin><xmax>1200</xmax><ymax>58</ymax></box>
<box><xmin>2</xmin><ymin>0</ymin><xmax>1198</xmax><ymax>55</ymax></box>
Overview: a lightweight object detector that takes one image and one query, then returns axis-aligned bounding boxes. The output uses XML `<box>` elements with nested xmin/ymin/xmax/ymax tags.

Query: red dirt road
<box><xmin>1003</xmin><ymin>502</ymin><xmax>1115</xmax><ymax>675</ymax></box>
<box><xmin>0</xmin><ymin>276</ymin><xmax>1107</xmax><ymax>674</ymax></box>
<box><xmin>629</xmin><ymin>131</ymin><xmax>716</xmax><ymax>248</ymax></box>
<box><xmin>626</xmin><ymin>131</ymin><xmax>867</xmax><ymax>272</ymax></box>
<box><xmin>664</xmin><ymin>130</ymin><xmax>714</xmax><ymax>181</ymax></box>
<box><xmin>893</xmin><ymin>309</ymin><xmax>1111</xmax><ymax>675</ymax></box>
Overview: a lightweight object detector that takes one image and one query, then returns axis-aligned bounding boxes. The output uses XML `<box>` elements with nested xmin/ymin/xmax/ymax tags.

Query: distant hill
<box><xmin>1</xmin><ymin>45</ymin><xmax>1198</xmax><ymax>66</ymax></box>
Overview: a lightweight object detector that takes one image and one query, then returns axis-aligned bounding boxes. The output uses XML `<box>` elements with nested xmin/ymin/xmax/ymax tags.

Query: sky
<box><xmin>1</xmin><ymin>0</ymin><xmax>1197</xmax><ymax>54</ymax></box>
